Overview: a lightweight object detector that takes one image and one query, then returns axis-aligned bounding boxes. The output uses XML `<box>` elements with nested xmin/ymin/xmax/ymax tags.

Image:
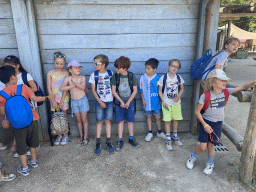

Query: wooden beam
<box><xmin>220</xmin><ymin>12</ymin><xmax>256</xmax><ymax>20</ymax></box>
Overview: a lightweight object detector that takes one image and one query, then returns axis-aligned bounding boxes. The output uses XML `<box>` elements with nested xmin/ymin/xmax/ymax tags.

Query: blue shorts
<box><xmin>198</xmin><ymin>118</ymin><xmax>223</xmax><ymax>146</ymax></box>
<box><xmin>144</xmin><ymin>109</ymin><xmax>161</xmax><ymax>116</ymax></box>
<box><xmin>71</xmin><ymin>95</ymin><xmax>89</xmax><ymax>116</ymax></box>
<box><xmin>95</xmin><ymin>101</ymin><xmax>113</xmax><ymax>122</ymax></box>
<box><xmin>115</xmin><ymin>102</ymin><xmax>135</xmax><ymax>122</ymax></box>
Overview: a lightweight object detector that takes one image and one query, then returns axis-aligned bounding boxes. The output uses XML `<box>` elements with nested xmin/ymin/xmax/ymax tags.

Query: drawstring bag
<box><xmin>50</xmin><ymin>109</ymin><xmax>69</xmax><ymax>136</ymax></box>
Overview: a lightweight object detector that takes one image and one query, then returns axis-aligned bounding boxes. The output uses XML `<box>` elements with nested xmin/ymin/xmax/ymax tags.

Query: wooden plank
<box><xmin>39</xmin><ymin>34</ymin><xmax>197</xmax><ymax>49</ymax></box>
<box><xmin>37</xmin><ymin>19</ymin><xmax>198</xmax><ymax>35</ymax></box>
<box><xmin>0</xmin><ymin>34</ymin><xmax>17</xmax><ymax>48</ymax></box>
<box><xmin>0</xmin><ymin>49</ymin><xmax>19</xmax><ymax>58</ymax></box>
<box><xmin>34</xmin><ymin>5</ymin><xmax>199</xmax><ymax>20</ymax></box>
<box><xmin>40</xmin><ymin>47</ymin><xmax>196</xmax><ymax>64</ymax></box>
<box><xmin>34</xmin><ymin>0</ymin><xmax>200</xmax><ymax>5</ymax></box>
<box><xmin>0</xmin><ymin>0</ymin><xmax>10</xmax><ymax>3</ymax></box>
<box><xmin>0</xmin><ymin>4</ymin><xmax>12</xmax><ymax>19</ymax></box>
<box><xmin>0</xmin><ymin>19</ymin><xmax>15</xmax><ymax>34</ymax></box>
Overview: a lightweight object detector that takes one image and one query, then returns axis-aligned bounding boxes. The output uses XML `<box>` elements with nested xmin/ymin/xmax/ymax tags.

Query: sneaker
<box><xmin>94</xmin><ymin>143</ymin><xmax>101</xmax><ymax>155</ymax></box>
<box><xmin>171</xmin><ymin>136</ymin><xmax>183</xmax><ymax>146</ymax></box>
<box><xmin>54</xmin><ymin>135</ymin><xmax>62</xmax><ymax>146</ymax></box>
<box><xmin>60</xmin><ymin>135</ymin><xmax>68</xmax><ymax>145</ymax></box>
<box><xmin>13</xmin><ymin>153</ymin><xmax>19</xmax><ymax>158</ymax></box>
<box><xmin>157</xmin><ymin>132</ymin><xmax>167</xmax><ymax>139</ymax></box>
<box><xmin>17</xmin><ymin>165</ymin><xmax>29</xmax><ymax>176</ymax></box>
<box><xmin>26</xmin><ymin>150</ymin><xmax>31</xmax><ymax>156</ymax></box>
<box><xmin>145</xmin><ymin>133</ymin><xmax>153</xmax><ymax>142</ymax></box>
<box><xmin>27</xmin><ymin>158</ymin><xmax>38</xmax><ymax>168</ymax></box>
<box><xmin>129</xmin><ymin>138</ymin><xmax>139</xmax><ymax>148</ymax></box>
<box><xmin>186</xmin><ymin>154</ymin><xmax>197</xmax><ymax>170</ymax></box>
<box><xmin>1</xmin><ymin>171</ymin><xmax>16</xmax><ymax>181</ymax></box>
<box><xmin>166</xmin><ymin>140</ymin><xmax>173</xmax><ymax>151</ymax></box>
<box><xmin>0</xmin><ymin>162</ymin><xmax>2</xmax><ymax>169</ymax></box>
<box><xmin>0</xmin><ymin>142</ymin><xmax>7</xmax><ymax>150</ymax></box>
<box><xmin>105</xmin><ymin>142</ymin><xmax>115</xmax><ymax>154</ymax></box>
<box><xmin>203</xmin><ymin>163</ymin><xmax>214</xmax><ymax>175</ymax></box>
<box><xmin>116</xmin><ymin>140</ymin><xmax>123</xmax><ymax>151</ymax></box>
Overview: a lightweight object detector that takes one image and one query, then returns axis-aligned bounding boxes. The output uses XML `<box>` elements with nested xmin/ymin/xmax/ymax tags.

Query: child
<box><xmin>111</xmin><ymin>56</ymin><xmax>139</xmax><ymax>151</ymax></box>
<box><xmin>0</xmin><ymin>66</ymin><xmax>54</xmax><ymax>176</ymax></box>
<box><xmin>186</xmin><ymin>69</ymin><xmax>256</xmax><ymax>175</ymax></box>
<box><xmin>158</xmin><ymin>59</ymin><xmax>185</xmax><ymax>151</ymax></box>
<box><xmin>60</xmin><ymin>59</ymin><xmax>89</xmax><ymax>145</ymax></box>
<box><xmin>4</xmin><ymin>55</ymin><xmax>38</xmax><ymax>156</ymax></box>
<box><xmin>140</xmin><ymin>58</ymin><xmax>166</xmax><ymax>141</ymax></box>
<box><xmin>47</xmin><ymin>51</ymin><xmax>69</xmax><ymax>146</ymax></box>
<box><xmin>202</xmin><ymin>37</ymin><xmax>240</xmax><ymax>81</ymax></box>
<box><xmin>89</xmin><ymin>54</ymin><xmax>114</xmax><ymax>154</ymax></box>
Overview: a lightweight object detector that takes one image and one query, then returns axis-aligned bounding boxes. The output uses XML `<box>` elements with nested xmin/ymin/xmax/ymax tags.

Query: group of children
<box><xmin>0</xmin><ymin>37</ymin><xmax>255</xmax><ymax>180</ymax></box>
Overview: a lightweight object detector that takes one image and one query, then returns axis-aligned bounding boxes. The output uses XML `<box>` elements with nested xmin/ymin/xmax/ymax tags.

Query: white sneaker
<box><xmin>145</xmin><ymin>133</ymin><xmax>153</xmax><ymax>142</ymax></box>
<box><xmin>60</xmin><ymin>135</ymin><xmax>68</xmax><ymax>145</ymax></box>
<box><xmin>172</xmin><ymin>136</ymin><xmax>183</xmax><ymax>146</ymax></box>
<box><xmin>54</xmin><ymin>135</ymin><xmax>62</xmax><ymax>146</ymax></box>
<box><xmin>203</xmin><ymin>162</ymin><xmax>214</xmax><ymax>175</ymax></box>
<box><xmin>157</xmin><ymin>132</ymin><xmax>167</xmax><ymax>139</ymax></box>
<box><xmin>0</xmin><ymin>142</ymin><xmax>7</xmax><ymax>150</ymax></box>
<box><xmin>0</xmin><ymin>162</ymin><xmax>2</xmax><ymax>169</ymax></box>
<box><xmin>14</xmin><ymin>150</ymin><xmax>31</xmax><ymax>158</ymax></box>
<box><xmin>186</xmin><ymin>154</ymin><xmax>197</xmax><ymax>170</ymax></box>
<box><xmin>26</xmin><ymin>150</ymin><xmax>31</xmax><ymax>156</ymax></box>
<box><xmin>166</xmin><ymin>140</ymin><xmax>173</xmax><ymax>151</ymax></box>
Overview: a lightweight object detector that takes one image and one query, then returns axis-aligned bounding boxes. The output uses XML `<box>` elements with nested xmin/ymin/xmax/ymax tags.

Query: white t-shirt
<box><xmin>158</xmin><ymin>74</ymin><xmax>185</xmax><ymax>106</ymax></box>
<box><xmin>89</xmin><ymin>71</ymin><xmax>113</xmax><ymax>102</ymax></box>
<box><xmin>0</xmin><ymin>81</ymin><xmax>5</xmax><ymax>91</ymax></box>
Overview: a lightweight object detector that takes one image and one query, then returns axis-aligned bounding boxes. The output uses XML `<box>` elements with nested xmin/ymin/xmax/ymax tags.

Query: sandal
<box><xmin>82</xmin><ymin>139</ymin><xmax>89</xmax><ymax>146</ymax></box>
<box><xmin>7</xmin><ymin>145</ymin><xmax>17</xmax><ymax>156</ymax></box>
<box><xmin>78</xmin><ymin>137</ymin><xmax>83</xmax><ymax>144</ymax></box>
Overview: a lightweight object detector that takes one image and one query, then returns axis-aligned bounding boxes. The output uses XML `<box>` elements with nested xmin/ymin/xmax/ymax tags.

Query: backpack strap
<box><xmin>201</xmin><ymin>91</ymin><xmax>211</xmax><ymax>114</ymax></box>
<box><xmin>0</xmin><ymin>90</ymin><xmax>10</xmax><ymax>100</ymax></box>
<box><xmin>115</xmin><ymin>73</ymin><xmax>120</xmax><ymax>91</ymax></box>
<box><xmin>223</xmin><ymin>88</ymin><xmax>230</xmax><ymax>106</ymax></box>
<box><xmin>16</xmin><ymin>84</ymin><xmax>23</xmax><ymax>96</ymax></box>
<box><xmin>107</xmin><ymin>70</ymin><xmax>113</xmax><ymax>81</ymax></box>
<box><xmin>162</xmin><ymin>74</ymin><xmax>167</xmax><ymax>93</ymax></box>
<box><xmin>176</xmin><ymin>74</ymin><xmax>181</xmax><ymax>92</ymax></box>
<box><xmin>94</xmin><ymin>70</ymin><xmax>99</xmax><ymax>91</ymax></box>
<box><xmin>127</xmin><ymin>71</ymin><xmax>133</xmax><ymax>92</ymax></box>
<box><xmin>22</xmin><ymin>72</ymin><xmax>29</xmax><ymax>87</ymax></box>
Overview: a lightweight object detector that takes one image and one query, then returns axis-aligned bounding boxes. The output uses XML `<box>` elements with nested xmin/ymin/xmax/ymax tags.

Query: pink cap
<box><xmin>68</xmin><ymin>59</ymin><xmax>83</xmax><ymax>68</ymax></box>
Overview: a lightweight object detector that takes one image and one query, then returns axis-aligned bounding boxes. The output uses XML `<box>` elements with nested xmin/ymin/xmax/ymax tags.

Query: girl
<box><xmin>47</xmin><ymin>51</ymin><xmax>69</xmax><ymax>146</ymax></box>
<box><xmin>4</xmin><ymin>55</ymin><xmax>38</xmax><ymax>156</ymax></box>
<box><xmin>186</xmin><ymin>69</ymin><xmax>256</xmax><ymax>175</ymax></box>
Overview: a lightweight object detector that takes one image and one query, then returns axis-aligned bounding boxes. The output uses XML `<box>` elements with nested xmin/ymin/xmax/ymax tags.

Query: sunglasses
<box><xmin>54</xmin><ymin>54</ymin><xmax>65</xmax><ymax>59</ymax></box>
<box><xmin>94</xmin><ymin>62</ymin><xmax>102</xmax><ymax>66</ymax></box>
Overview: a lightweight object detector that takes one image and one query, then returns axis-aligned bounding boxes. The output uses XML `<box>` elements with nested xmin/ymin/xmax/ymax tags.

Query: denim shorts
<box><xmin>115</xmin><ymin>102</ymin><xmax>135</xmax><ymax>122</ymax></box>
<box><xmin>71</xmin><ymin>95</ymin><xmax>90</xmax><ymax>116</ymax></box>
<box><xmin>95</xmin><ymin>101</ymin><xmax>113</xmax><ymax>122</ymax></box>
<box><xmin>198</xmin><ymin>118</ymin><xmax>223</xmax><ymax>146</ymax></box>
<box><xmin>144</xmin><ymin>109</ymin><xmax>161</xmax><ymax>116</ymax></box>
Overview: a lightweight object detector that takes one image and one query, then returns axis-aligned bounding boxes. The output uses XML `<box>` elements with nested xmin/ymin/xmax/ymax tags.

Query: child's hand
<box><xmin>204</xmin><ymin>125</ymin><xmax>213</xmax><ymax>134</ymax></box>
<box><xmin>142</xmin><ymin>100</ymin><xmax>146</xmax><ymax>108</ymax></box>
<box><xmin>125</xmin><ymin>102</ymin><xmax>130</xmax><ymax>109</ymax></box>
<box><xmin>2</xmin><ymin>119</ymin><xmax>10</xmax><ymax>129</ymax></box>
<box><xmin>99</xmin><ymin>101</ymin><xmax>107</xmax><ymax>108</ymax></box>
<box><xmin>71</xmin><ymin>77</ymin><xmax>77</xmax><ymax>86</ymax></box>
<box><xmin>173</xmin><ymin>97</ymin><xmax>179</xmax><ymax>103</ymax></box>
<box><xmin>48</xmin><ymin>94</ymin><xmax>55</xmax><ymax>101</ymax></box>
<box><xmin>52</xmin><ymin>101</ymin><xmax>58</xmax><ymax>109</ymax></box>
<box><xmin>85</xmin><ymin>87</ymin><xmax>89</xmax><ymax>94</ymax></box>
<box><xmin>163</xmin><ymin>102</ymin><xmax>169</xmax><ymax>111</ymax></box>
<box><xmin>59</xmin><ymin>101</ymin><xmax>64</xmax><ymax>109</ymax></box>
<box><xmin>120</xmin><ymin>101</ymin><xmax>126</xmax><ymax>108</ymax></box>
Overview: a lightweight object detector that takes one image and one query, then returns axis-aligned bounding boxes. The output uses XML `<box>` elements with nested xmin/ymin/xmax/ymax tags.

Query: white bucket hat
<box><xmin>206</xmin><ymin>69</ymin><xmax>231</xmax><ymax>80</ymax></box>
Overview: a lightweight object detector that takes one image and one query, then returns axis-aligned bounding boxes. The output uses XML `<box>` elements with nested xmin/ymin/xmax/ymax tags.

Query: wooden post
<box><xmin>239</xmin><ymin>84</ymin><xmax>256</xmax><ymax>184</ymax></box>
<box><xmin>227</xmin><ymin>20</ymin><xmax>231</xmax><ymax>38</ymax></box>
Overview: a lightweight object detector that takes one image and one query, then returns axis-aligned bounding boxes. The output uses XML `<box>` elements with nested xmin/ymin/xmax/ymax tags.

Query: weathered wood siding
<box><xmin>34</xmin><ymin>0</ymin><xmax>200</xmax><ymax>136</ymax></box>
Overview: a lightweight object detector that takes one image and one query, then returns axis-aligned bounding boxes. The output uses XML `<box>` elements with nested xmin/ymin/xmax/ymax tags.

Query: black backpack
<box><xmin>162</xmin><ymin>73</ymin><xmax>181</xmax><ymax>93</ymax></box>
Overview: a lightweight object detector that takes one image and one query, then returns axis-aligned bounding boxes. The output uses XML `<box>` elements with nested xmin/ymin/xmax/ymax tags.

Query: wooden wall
<box><xmin>32</xmin><ymin>0</ymin><xmax>200</xmax><ymax>137</ymax></box>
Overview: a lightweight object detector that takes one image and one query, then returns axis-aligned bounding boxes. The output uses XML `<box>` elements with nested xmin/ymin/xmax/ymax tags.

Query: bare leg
<box><xmin>146</xmin><ymin>115</ymin><xmax>152</xmax><ymax>131</ymax></box>
<box><xmin>127</xmin><ymin>122</ymin><xmax>134</xmax><ymax>136</ymax></box>
<box><xmin>63</xmin><ymin>110</ymin><xmax>68</xmax><ymax>120</ymax></box>
<box><xmin>207</xmin><ymin>142</ymin><xmax>215</xmax><ymax>158</ymax></box>
<box><xmin>155</xmin><ymin>115</ymin><xmax>161</xmax><ymax>131</ymax></box>
<box><xmin>118</xmin><ymin>121</ymin><xmax>124</xmax><ymax>138</ymax></box>
<box><xmin>105</xmin><ymin>120</ymin><xmax>111</xmax><ymax>138</ymax></box>
<box><xmin>30</xmin><ymin>147</ymin><xmax>37</xmax><ymax>162</ymax></box>
<box><xmin>81</xmin><ymin>112</ymin><xmax>88</xmax><ymax>140</ymax></box>
<box><xmin>172</xmin><ymin>120</ymin><xmax>178</xmax><ymax>132</ymax></box>
<box><xmin>19</xmin><ymin>154</ymin><xmax>28</xmax><ymax>169</ymax></box>
<box><xmin>74</xmin><ymin>112</ymin><xmax>83</xmax><ymax>139</ymax></box>
<box><xmin>194</xmin><ymin>142</ymin><xmax>208</xmax><ymax>155</ymax></box>
<box><xmin>165</xmin><ymin>121</ymin><xmax>171</xmax><ymax>135</ymax></box>
<box><xmin>96</xmin><ymin>121</ymin><xmax>103</xmax><ymax>138</ymax></box>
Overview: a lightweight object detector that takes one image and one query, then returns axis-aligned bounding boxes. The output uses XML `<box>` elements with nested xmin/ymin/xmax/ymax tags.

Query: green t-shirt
<box><xmin>111</xmin><ymin>72</ymin><xmax>138</xmax><ymax>103</ymax></box>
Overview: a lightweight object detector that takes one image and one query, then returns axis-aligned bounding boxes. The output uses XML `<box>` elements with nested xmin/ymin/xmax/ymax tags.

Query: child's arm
<box><xmin>91</xmin><ymin>83</ymin><xmax>106</xmax><ymax>108</ymax></box>
<box><xmin>173</xmin><ymin>84</ymin><xmax>184</xmax><ymax>102</ymax></box>
<box><xmin>30</xmin><ymin>94</ymin><xmax>55</xmax><ymax>103</ymax></box>
<box><xmin>195</xmin><ymin>103</ymin><xmax>213</xmax><ymax>134</ymax></box>
<box><xmin>60</xmin><ymin>77</ymin><xmax>75</xmax><ymax>92</ymax></box>
<box><xmin>112</xmin><ymin>85</ymin><xmax>125</xmax><ymax>108</ymax></box>
<box><xmin>141</xmin><ymin>92</ymin><xmax>146</xmax><ymax>108</ymax></box>
<box><xmin>71</xmin><ymin>76</ymin><xmax>86</xmax><ymax>90</ymax></box>
<box><xmin>28</xmin><ymin>80</ymin><xmax>38</xmax><ymax>92</ymax></box>
<box><xmin>125</xmin><ymin>85</ymin><xmax>137</xmax><ymax>109</ymax></box>
<box><xmin>0</xmin><ymin>106</ymin><xmax>10</xmax><ymax>129</ymax></box>
<box><xmin>233</xmin><ymin>80</ymin><xmax>256</xmax><ymax>94</ymax></box>
<box><xmin>158</xmin><ymin>85</ymin><xmax>168</xmax><ymax>109</ymax></box>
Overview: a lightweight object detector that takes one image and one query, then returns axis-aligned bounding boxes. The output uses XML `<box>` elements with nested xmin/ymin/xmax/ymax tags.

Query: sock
<box><xmin>22</xmin><ymin>167</ymin><xmax>28</xmax><ymax>171</ymax></box>
<box><xmin>119</xmin><ymin>137</ymin><xmax>123</xmax><ymax>141</ymax></box>
<box><xmin>191</xmin><ymin>152</ymin><xmax>198</xmax><ymax>158</ymax></box>
<box><xmin>96</xmin><ymin>138</ymin><xmax>101</xmax><ymax>143</ymax></box>
<box><xmin>207</xmin><ymin>157</ymin><xmax>214</xmax><ymax>164</ymax></box>
<box><xmin>172</xmin><ymin>131</ymin><xmax>177</xmax><ymax>138</ymax></box>
<box><xmin>149</xmin><ymin>130</ymin><xmax>153</xmax><ymax>134</ymax></box>
<box><xmin>157</xmin><ymin>130</ymin><xmax>162</xmax><ymax>134</ymax></box>
<box><xmin>106</xmin><ymin>138</ymin><xmax>111</xmax><ymax>143</ymax></box>
<box><xmin>166</xmin><ymin>134</ymin><xmax>171</xmax><ymax>141</ymax></box>
<box><xmin>129</xmin><ymin>136</ymin><xmax>134</xmax><ymax>139</ymax></box>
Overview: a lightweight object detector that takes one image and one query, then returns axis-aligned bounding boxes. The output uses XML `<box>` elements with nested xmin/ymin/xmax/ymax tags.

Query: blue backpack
<box><xmin>190</xmin><ymin>50</ymin><xmax>224</xmax><ymax>80</ymax></box>
<box><xmin>0</xmin><ymin>84</ymin><xmax>33</xmax><ymax>129</ymax></box>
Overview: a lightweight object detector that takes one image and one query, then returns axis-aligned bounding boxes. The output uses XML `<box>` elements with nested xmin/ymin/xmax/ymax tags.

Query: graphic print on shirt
<box><xmin>119</xmin><ymin>78</ymin><xmax>131</xmax><ymax>97</ymax></box>
<box><xmin>166</xmin><ymin>81</ymin><xmax>178</xmax><ymax>99</ymax></box>
<box><xmin>98</xmin><ymin>75</ymin><xmax>112</xmax><ymax>99</ymax></box>
<box><xmin>210</xmin><ymin>96</ymin><xmax>225</xmax><ymax>108</ymax></box>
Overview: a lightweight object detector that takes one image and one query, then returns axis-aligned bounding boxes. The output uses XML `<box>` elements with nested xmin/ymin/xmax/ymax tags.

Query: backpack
<box><xmin>200</xmin><ymin>89</ymin><xmax>229</xmax><ymax>114</ymax></box>
<box><xmin>115</xmin><ymin>71</ymin><xmax>136</xmax><ymax>113</ymax></box>
<box><xmin>22</xmin><ymin>72</ymin><xmax>44</xmax><ymax>106</ymax></box>
<box><xmin>50</xmin><ymin>110</ymin><xmax>69</xmax><ymax>136</ymax></box>
<box><xmin>162</xmin><ymin>74</ymin><xmax>181</xmax><ymax>93</ymax></box>
<box><xmin>94</xmin><ymin>70</ymin><xmax>112</xmax><ymax>92</ymax></box>
<box><xmin>190</xmin><ymin>50</ymin><xmax>225</xmax><ymax>80</ymax></box>
<box><xmin>0</xmin><ymin>84</ymin><xmax>33</xmax><ymax>129</ymax></box>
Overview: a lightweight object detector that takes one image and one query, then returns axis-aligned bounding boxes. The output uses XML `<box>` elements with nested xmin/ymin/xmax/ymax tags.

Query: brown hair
<box><xmin>94</xmin><ymin>54</ymin><xmax>109</xmax><ymax>67</ymax></box>
<box><xmin>168</xmin><ymin>59</ymin><xmax>181</xmax><ymax>69</ymax></box>
<box><xmin>204</xmin><ymin>77</ymin><xmax>218</xmax><ymax>91</ymax></box>
<box><xmin>114</xmin><ymin>56</ymin><xmax>131</xmax><ymax>70</ymax></box>
<box><xmin>224</xmin><ymin>37</ymin><xmax>240</xmax><ymax>48</ymax></box>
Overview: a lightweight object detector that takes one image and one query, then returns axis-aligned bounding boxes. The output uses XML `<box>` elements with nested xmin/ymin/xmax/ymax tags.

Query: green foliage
<box><xmin>221</xmin><ymin>0</ymin><xmax>253</xmax><ymax>4</ymax></box>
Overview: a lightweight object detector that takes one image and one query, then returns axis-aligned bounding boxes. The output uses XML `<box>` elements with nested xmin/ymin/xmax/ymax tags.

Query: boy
<box><xmin>140</xmin><ymin>58</ymin><xmax>166</xmax><ymax>141</ymax></box>
<box><xmin>60</xmin><ymin>59</ymin><xmax>90</xmax><ymax>145</ymax></box>
<box><xmin>187</xmin><ymin>69</ymin><xmax>256</xmax><ymax>175</ymax></box>
<box><xmin>202</xmin><ymin>37</ymin><xmax>240</xmax><ymax>81</ymax></box>
<box><xmin>158</xmin><ymin>59</ymin><xmax>185</xmax><ymax>151</ymax></box>
<box><xmin>111</xmin><ymin>56</ymin><xmax>139</xmax><ymax>151</ymax></box>
<box><xmin>0</xmin><ymin>66</ymin><xmax>54</xmax><ymax>176</ymax></box>
<box><xmin>89</xmin><ymin>54</ymin><xmax>115</xmax><ymax>154</ymax></box>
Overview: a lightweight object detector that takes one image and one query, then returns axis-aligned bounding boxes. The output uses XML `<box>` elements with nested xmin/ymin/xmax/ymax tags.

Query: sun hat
<box><xmin>68</xmin><ymin>59</ymin><xmax>83</xmax><ymax>68</ymax></box>
<box><xmin>206</xmin><ymin>69</ymin><xmax>230</xmax><ymax>80</ymax></box>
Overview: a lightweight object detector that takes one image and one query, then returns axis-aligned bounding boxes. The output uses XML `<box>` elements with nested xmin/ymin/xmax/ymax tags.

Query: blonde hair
<box><xmin>204</xmin><ymin>77</ymin><xmax>218</xmax><ymax>92</ymax></box>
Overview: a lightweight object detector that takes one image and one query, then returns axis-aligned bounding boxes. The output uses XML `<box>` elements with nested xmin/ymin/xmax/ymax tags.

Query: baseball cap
<box><xmin>68</xmin><ymin>59</ymin><xmax>83</xmax><ymax>68</ymax></box>
<box><xmin>206</xmin><ymin>69</ymin><xmax>230</xmax><ymax>80</ymax></box>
